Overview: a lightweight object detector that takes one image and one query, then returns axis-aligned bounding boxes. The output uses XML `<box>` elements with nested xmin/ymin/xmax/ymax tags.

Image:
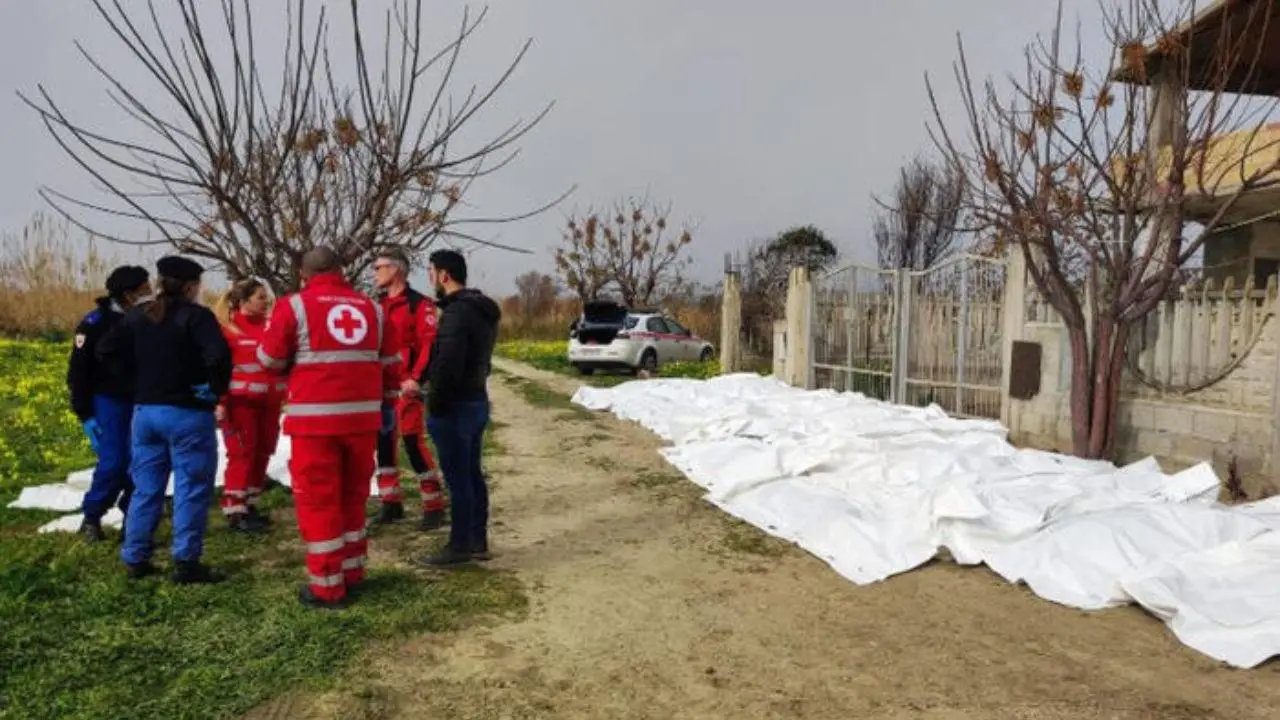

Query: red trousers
<box><xmin>374</xmin><ymin>396</ymin><xmax>444</xmax><ymax>512</ymax></box>
<box><xmin>290</xmin><ymin>433</ymin><xmax>376</xmax><ymax>602</ymax></box>
<box><xmin>220</xmin><ymin>398</ymin><xmax>282</xmax><ymax>516</ymax></box>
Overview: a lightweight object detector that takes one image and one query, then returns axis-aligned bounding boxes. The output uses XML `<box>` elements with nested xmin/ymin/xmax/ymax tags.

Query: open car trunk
<box><xmin>574</xmin><ymin>300</ymin><xmax>629</xmax><ymax>345</ymax></box>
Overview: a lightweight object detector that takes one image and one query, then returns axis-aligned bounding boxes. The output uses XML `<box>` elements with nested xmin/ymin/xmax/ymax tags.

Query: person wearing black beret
<box><xmin>67</xmin><ymin>264</ymin><xmax>152</xmax><ymax>542</ymax></box>
<box><xmin>97</xmin><ymin>255</ymin><xmax>233</xmax><ymax>584</ymax></box>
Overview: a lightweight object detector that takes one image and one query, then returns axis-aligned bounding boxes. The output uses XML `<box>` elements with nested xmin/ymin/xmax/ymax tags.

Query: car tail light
<box><xmin>616</xmin><ymin>331</ymin><xmax>630</xmax><ymax>339</ymax></box>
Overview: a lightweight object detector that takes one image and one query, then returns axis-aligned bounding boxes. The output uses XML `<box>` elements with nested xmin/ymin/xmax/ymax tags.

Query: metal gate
<box><xmin>809</xmin><ymin>262</ymin><xmax>899</xmax><ymax>401</ymax></box>
<box><xmin>901</xmin><ymin>254</ymin><xmax>1007</xmax><ymax>418</ymax></box>
<box><xmin>807</xmin><ymin>254</ymin><xmax>1007</xmax><ymax>419</ymax></box>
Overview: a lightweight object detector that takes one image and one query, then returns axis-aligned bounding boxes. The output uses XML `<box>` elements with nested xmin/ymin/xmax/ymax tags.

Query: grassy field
<box><xmin>0</xmin><ymin>338</ymin><xmax>526</xmax><ymax>720</ymax></box>
<box><xmin>494</xmin><ymin>339</ymin><xmax>721</xmax><ymax>386</ymax></box>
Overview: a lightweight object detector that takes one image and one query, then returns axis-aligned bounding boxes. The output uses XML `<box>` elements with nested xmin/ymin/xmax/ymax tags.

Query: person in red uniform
<box><xmin>213</xmin><ymin>278</ymin><xmax>285</xmax><ymax>534</ymax></box>
<box><xmin>256</xmin><ymin>247</ymin><xmax>407</xmax><ymax>609</ymax></box>
<box><xmin>370</xmin><ymin>248</ymin><xmax>446</xmax><ymax>530</ymax></box>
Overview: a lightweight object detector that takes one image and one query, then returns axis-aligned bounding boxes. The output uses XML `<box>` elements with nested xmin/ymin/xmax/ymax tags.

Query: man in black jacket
<box><xmin>414</xmin><ymin>249</ymin><xmax>500</xmax><ymax>566</ymax></box>
<box><xmin>67</xmin><ymin>265</ymin><xmax>151</xmax><ymax>541</ymax></box>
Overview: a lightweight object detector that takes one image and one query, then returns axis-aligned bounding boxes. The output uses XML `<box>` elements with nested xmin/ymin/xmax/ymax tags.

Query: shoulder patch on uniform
<box><xmin>74</xmin><ymin>333</ymin><xmax>87</xmax><ymax>348</ymax></box>
<box><xmin>83</xmin><ymin>310</ymin><xmax>101</xmax><ymax>325</ymax></box>
<box><xmin>425</xmin><ymin>312</ymin><xmax>437</xmax><ymax>326</ymax></box>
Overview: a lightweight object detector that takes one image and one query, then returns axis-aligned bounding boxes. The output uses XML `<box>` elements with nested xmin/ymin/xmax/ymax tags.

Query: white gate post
<box><xmin>783</xmin><ymin>266</ymin><xmax>813</xmax><ymax>388</ymax></box>
<box><xmin>956</xmin><ymin>261</ymin><xmax>970</xmax><ymax>415</ymax></box>
<box><xmin>1000</xmin><ymin>250</ymin><xmax>1028</xmax><ymax>429</ymax></box>
<box><xmin>719</xmin><ymin>271</ymin><xmax>742</xmax><ymax>374</ymax></box>
<box><xmin>893</xmin><ymin>268</ymin><xmax>913</xmax><ymax>404</ymax></box>
<box><xmin>845</xmin><ymin>268</ymin><xmax>856</xmax><ymax>392</ymax></box>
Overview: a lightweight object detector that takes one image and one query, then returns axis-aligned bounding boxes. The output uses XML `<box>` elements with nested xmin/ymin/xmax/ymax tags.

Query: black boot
<box><xmin>419</xmin><ymin>508</ymin><xmax>445</xmax><ymax>532</ymax></box>
<box><xmin>413</xmin><ymin>542</ymin><xmax>472</xmax><ymax>568</ymax></box>
<box><xmin>374</xmin><ymin>502</ymin><xmax>404</xmax><ymax>525</ymax></box>
<box><xmin>246</xmin><ymin>506</ymin><xmax>273</xmax><ymax>527</ymax></box>
<box><xmin>171</xmin><ymin>560</ymin><xmax>224</xmax><ymax>585</ymax></box>
<box><xmin>228</xmin><ymin>513</ymin><xmax>269</xmax><ymax>535</ymax></box>
<box><xmin>79</xmin><ymin>518</ymin><xmax>105</xmax><ymax>543</ymax></box>
<box><xmin>298</xmin><ymin>585</ymin><xmax>346</xmax><ymax>610</ymax></box>
<box><xmin>126</xmin><ymin>561</ymin><xmax>157</xmax><ymax>580</ymax></box>
<box><xmin>471</xmin><ymin>534</ymin><xmax>492</xmax><ymax>562</ymax></box>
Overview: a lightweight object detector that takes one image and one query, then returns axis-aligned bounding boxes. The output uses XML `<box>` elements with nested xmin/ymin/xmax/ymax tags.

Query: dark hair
<box><xmin>301</xmin><ymin>246</ymin><xmax>340</xmax><ymax>275</ymax></box>
<box><xmin>143</xmin><ymin>276</ymin><xmax>198</xmax><ymax>324</ymax></box>
<box><xmin>428</xmin><ymin>249</ymin><xmax>467</xmax><ymax>285</ymax></box>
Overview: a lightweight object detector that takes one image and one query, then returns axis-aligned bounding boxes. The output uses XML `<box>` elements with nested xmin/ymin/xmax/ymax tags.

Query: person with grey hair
<box><xmin>370</xmin><ymin>247</ymin><xmax>447</xmax><ymax>531</ymax></box>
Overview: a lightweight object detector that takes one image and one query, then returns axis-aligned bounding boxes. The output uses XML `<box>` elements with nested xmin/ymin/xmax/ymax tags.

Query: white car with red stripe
<box><xmin>568</xmin><ymin>301</ymin><xmax>715</xmax><ymax>375</ymax></box>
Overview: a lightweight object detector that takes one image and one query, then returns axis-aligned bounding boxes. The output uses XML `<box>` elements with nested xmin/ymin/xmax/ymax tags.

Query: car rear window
<box><xmin>624</xmin><ymin>316</ymin><xmax>640</xmax><ymax>329</ymax></box>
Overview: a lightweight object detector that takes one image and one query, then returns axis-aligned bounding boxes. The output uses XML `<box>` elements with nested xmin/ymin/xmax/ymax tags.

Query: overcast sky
<box><xmin>0</xmin><ymin>0</ymin><xmax>1109</xmax><ymax>294</ymax></box>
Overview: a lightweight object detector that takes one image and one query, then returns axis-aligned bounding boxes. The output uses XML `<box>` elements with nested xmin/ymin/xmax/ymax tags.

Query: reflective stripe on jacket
<box><xmin>223</xmin><ymin>311</ymin><xmax>287</xmax><ymax>402</ymax></box>
<box><xmin>256</xmin><ymin>272</ymin><xmax>404</xmax><ymax>436</ymax></box>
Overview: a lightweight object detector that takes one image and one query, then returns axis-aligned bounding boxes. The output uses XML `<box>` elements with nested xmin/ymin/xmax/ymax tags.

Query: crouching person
<box><xmin>256</xmin><ymin>246</ymin><xmax>406</xmax><ymax>609</ymax></box>
<box><xmin>98</xmin><ymin>256</ymin><xmax>232</xmax><ymax>583</ymax></box>
<box><xmin>67</xmin><ymin>265</ymin><xmax>152</xmax><ymax>542</ymax></box>
<box><xmin>214</xmin><ymin>278</ymin><xmax>285</xmax><ymax>533</ymax></box>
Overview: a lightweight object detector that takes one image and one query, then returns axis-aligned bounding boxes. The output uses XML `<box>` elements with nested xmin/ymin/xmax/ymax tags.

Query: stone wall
<box><xmin>1006</xmin><ymin>312</ymin><xmax>1278</xmax><ymax>491</ymax></box>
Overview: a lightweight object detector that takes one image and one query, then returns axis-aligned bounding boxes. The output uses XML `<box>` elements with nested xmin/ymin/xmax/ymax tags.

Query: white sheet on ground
<box><xmin>6</xmin><ymin>426</ymin><xmax>395</xmax><ymax>534</ymax></box>
<box><xmin>571</xmin><ymin>373</ymin><xmax>1280</xmax><ymax>669</ymax></box>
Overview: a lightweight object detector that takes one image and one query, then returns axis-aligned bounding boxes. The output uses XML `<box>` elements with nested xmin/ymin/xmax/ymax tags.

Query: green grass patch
<box><xmin>496</xmin><ymin>373</ymin><xmax>595</xmax><ymax>421</ymax></box>
<box><xmin>718</xmin><ymin>517</ymin><xmax>790</xmax><ymax>558</ymax></box>
<box><xmin>0</xmin><ymin>339</ymin><xmax>526</xmax><ymax>720</ymax></box>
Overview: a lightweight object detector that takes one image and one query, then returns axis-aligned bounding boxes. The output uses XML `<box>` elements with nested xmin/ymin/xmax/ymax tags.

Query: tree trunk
<box><xmin>1089</xmin><ymin>319</ymin><xmax>1130</xmax><ymax>460</ymax></box>
<box><xmin>1066</xmin><ymin>325</ymin><xmax>1092</xmax><ymax>457</ymax></box>
<box><xmin>1065</xmin><ymin>317</ymin><xmax>1131</xmax><ymax>460</ymax></box>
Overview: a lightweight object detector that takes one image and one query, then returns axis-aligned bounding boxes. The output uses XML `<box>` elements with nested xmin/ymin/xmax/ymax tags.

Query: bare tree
<box><xmin>927</xmin><ymin>0</ymin><xmax>1280</xmax><ymax>459</ymax></box>
<box><xmin>20</xmin><ymin>0</ymin><xmax>569</xmax><ymax>294</ymax></box>
<box><xmin>513</xmin><ymin>270</ymin><xmax>558</xmax><ymax>319</ymax></box>
<box><xmin>553</xmin><ymin>198</ymin><xmax>694</xmax><ymax>306</ymax></box>
<box><xmin>873</xmin><ymin>156</ymin><xmax>966</xmax><ymax>270</ymax></box>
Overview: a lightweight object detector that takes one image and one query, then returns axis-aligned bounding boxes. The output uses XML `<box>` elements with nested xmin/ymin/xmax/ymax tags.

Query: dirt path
<box><xmin>285</xmin><ymin>359</ymin><xmax>1280</xmax><ymax>720</ymax></box>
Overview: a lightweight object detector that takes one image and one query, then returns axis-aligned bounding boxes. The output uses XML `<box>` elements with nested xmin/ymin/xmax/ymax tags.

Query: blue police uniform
<box><xmin>68</xmin><ymin>296</ymin><xmax>140</xmax><ymax>536</ymax></box>
<box><xmin>97</xmin><ymin>256</ymin><xmax>232</xmax><ymax>582</ymax></box>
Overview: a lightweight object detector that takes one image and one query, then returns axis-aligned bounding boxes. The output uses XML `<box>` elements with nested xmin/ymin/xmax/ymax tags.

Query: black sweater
<box><xmin>66</xmin><ymin>297</ymin><xmax>134</xmax><ymax>421</ymax></box>
<box><xmin>96</xmin><ymin>296</ymin><xmax>232</xmax><ymax>411</ymax></box>
<box><xmin>423</xmin><ymin>288</ymin><xmax>501</xmax><ymax>415</ymax></box>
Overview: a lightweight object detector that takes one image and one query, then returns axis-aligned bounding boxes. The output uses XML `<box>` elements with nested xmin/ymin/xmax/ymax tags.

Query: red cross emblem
<box><xmin>325</xmin><ymin>303</ymin><xmax>369</xmax><ymax>345</ymax></box>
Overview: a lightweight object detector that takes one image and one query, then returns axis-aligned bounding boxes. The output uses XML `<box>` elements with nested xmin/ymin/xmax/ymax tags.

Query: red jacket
<box><xmin>378</xmin><ymin>286</ymin><xmax>437</xmax><ymax>385</ymax></box>
<box><xmin>257</xmin><ymin>272</ymin><xmax>403</xmax><ymax>436</ymax></box>
<box><xmin>221</xmin><ymin>311</ymin><xmax>287</xmax><ymax>403</ymax></box>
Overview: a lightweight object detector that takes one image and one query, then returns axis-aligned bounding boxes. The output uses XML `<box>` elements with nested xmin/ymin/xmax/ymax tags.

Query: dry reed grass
<box><xmin>2</xmin><ymin>213</ymin><xmax>724</xmax><ymax>346</ymax></box>
<box><xmin>0</xmin><ymin>215</ymin><xmax>227</xmax><ymax>339</ymax></box>
<box><xmin>0</xmin><ymin>215</ymin><xmax>140</xmax><ymax>338</ymax></box>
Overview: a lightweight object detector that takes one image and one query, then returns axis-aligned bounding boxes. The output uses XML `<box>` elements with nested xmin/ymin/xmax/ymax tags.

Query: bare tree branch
<box><xmin>18</xmin><ymin>0</ymin><xmax>567</xmax><ymax>293</ymax></box>
<box><xmin>927</xmin><ymin>0</ymin><xmax>1279</xmax><ymax>458</ymax></box>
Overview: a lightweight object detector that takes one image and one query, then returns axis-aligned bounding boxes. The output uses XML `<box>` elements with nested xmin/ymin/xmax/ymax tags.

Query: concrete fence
<box><xmin>729</xmin><ymin>253</ymin><xmax>1280</xmax><ymax>492</ymax></box>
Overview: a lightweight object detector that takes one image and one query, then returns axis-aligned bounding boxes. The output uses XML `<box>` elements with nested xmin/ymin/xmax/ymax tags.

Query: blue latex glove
<box><xmin>82</xmin><ymin>418</ymin><xmax>102</xmax><ymax>454</ymax></box>
<box><xmin>192</xmin><ymin>383</ymin><xmax>218</xmax><ymax>404</ymax></box>
<box><xmin>380</xmin><ymin>402</ymin><xmax>396</xmax><ymax>434</ymax></box>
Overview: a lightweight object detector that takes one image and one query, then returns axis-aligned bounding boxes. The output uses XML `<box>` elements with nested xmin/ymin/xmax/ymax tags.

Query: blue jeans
<box><xmin>81</xmin><ymin>394</ymin><xmax>134</xmax><ymax>521</ymax></box>
<box><xmin>427</xmin><ymin>398</ymin><xmax>490</xmax><ymax>550</ymax></box>
<box><xmin>121</xmin><ymin>405</ymin><xmax>218</xmax><ymax>565</ymax></box>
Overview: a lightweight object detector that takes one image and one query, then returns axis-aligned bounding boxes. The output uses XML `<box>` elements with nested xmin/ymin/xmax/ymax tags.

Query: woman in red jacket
<box><xmin>214</xmin><ymin>279</ymin><xmax>285</xmax><ymax>533</ymax></box>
